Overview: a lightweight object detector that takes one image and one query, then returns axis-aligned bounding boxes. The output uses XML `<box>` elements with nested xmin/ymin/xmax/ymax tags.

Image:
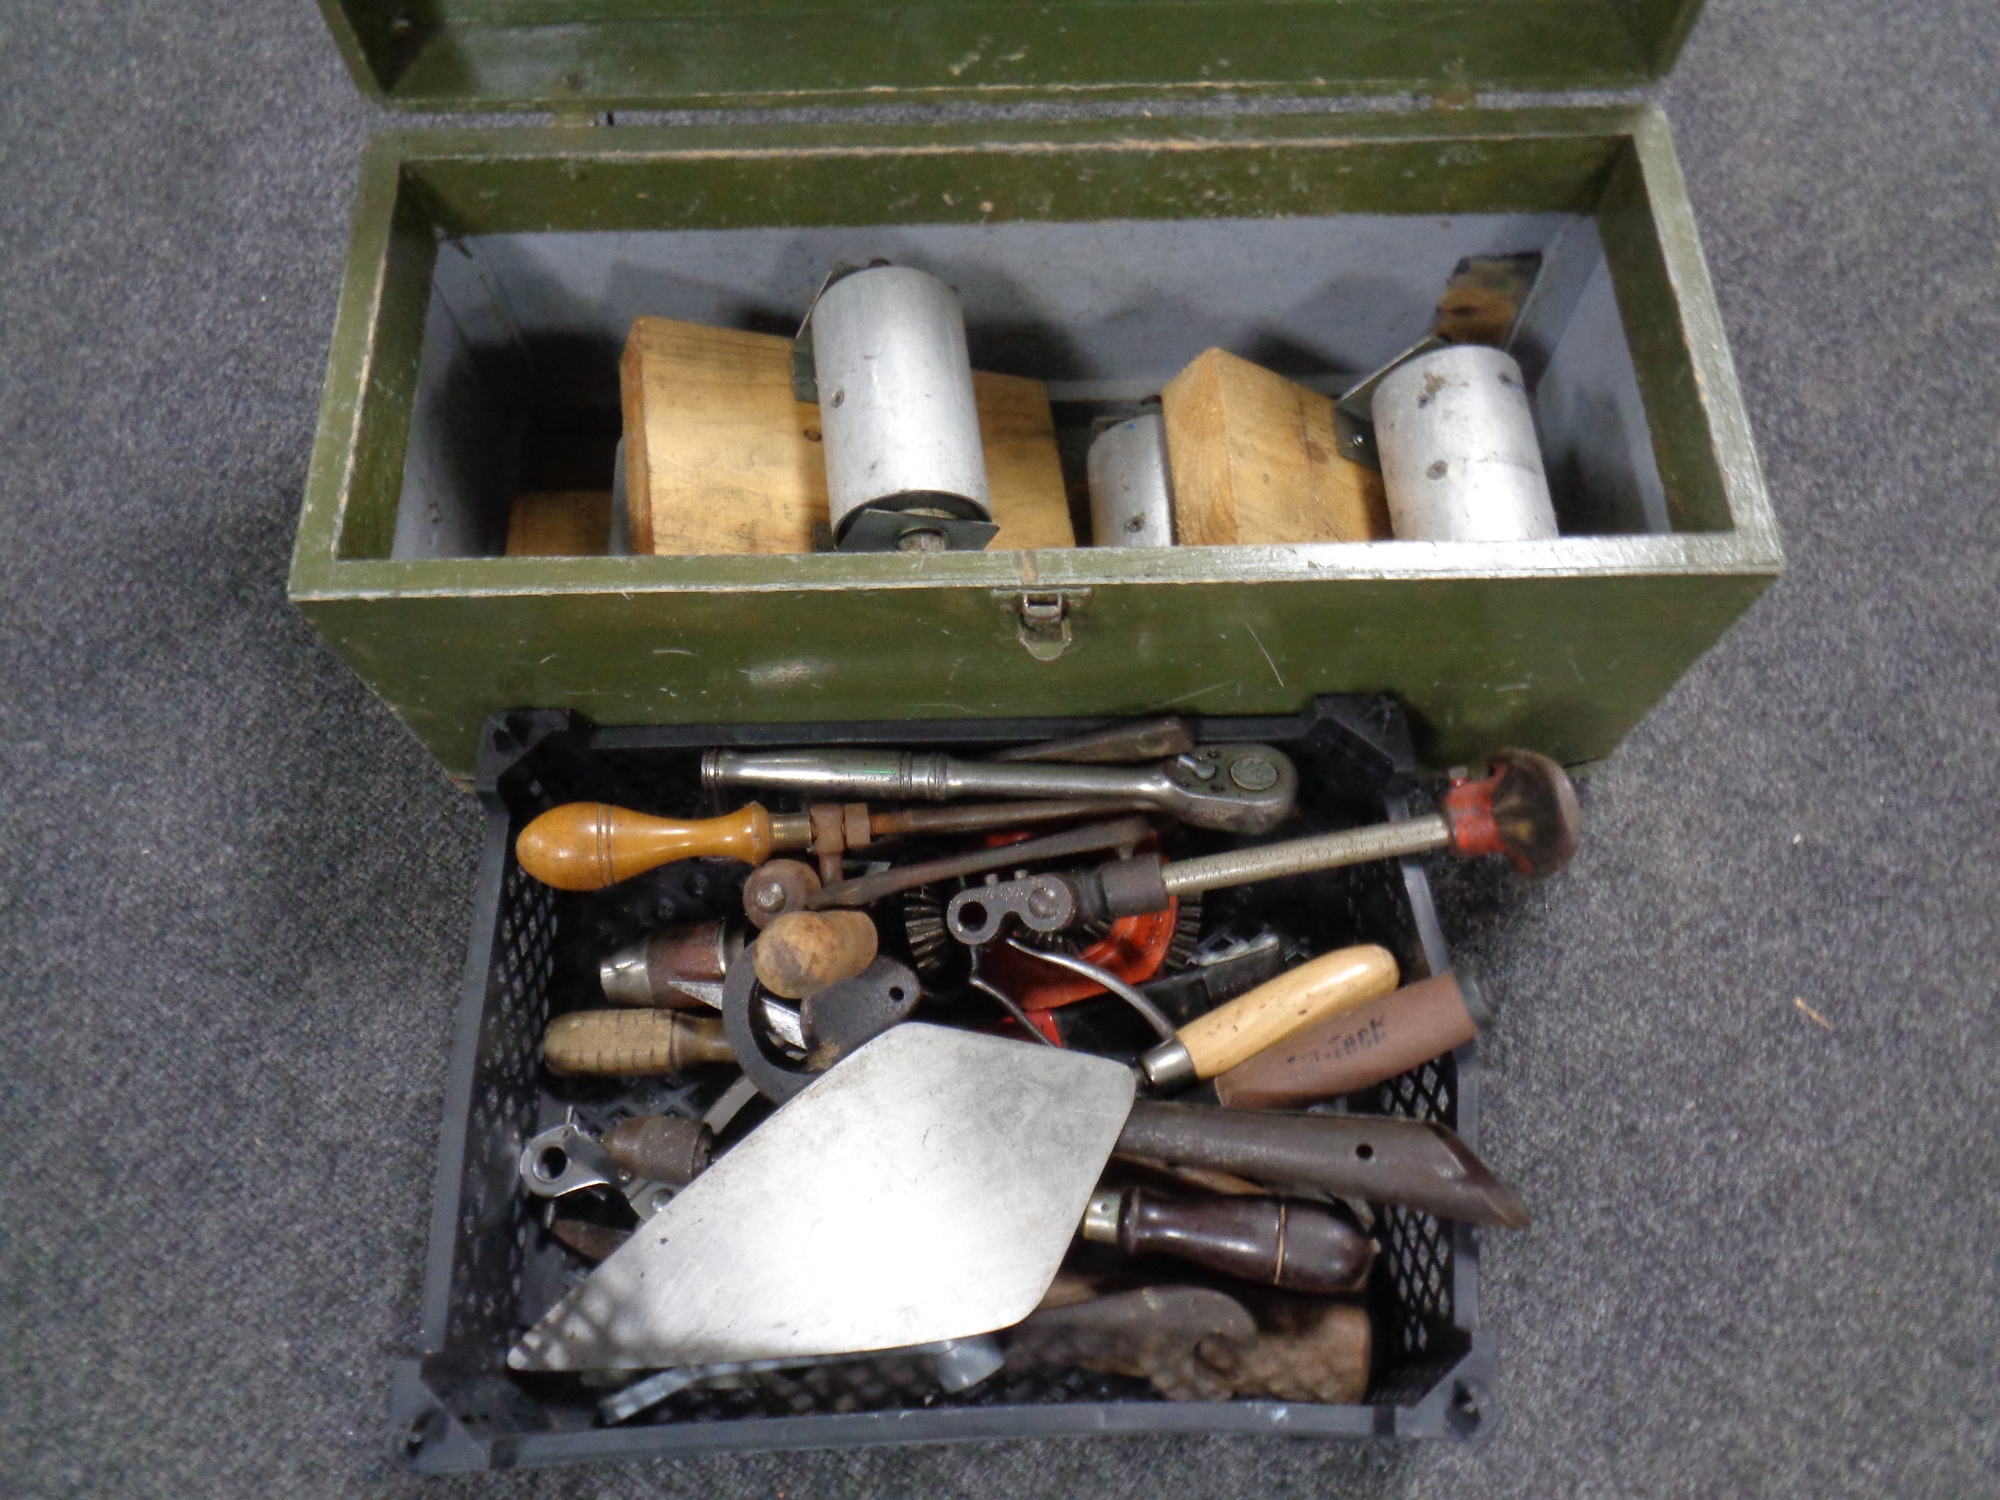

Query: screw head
<box><xmin>1229</xmin><ymin>754</ymin><xmax>1280</xmax><ymax>792</ymax></box>
<box><xmin>751</xmin><ymin>883</ymin><xmax>786</xmax><ymax>912</ymax></box>
<box><xmin>1025</xmin><ymin>884</ymin><xmax>1063</xmax><ymax>920</ymax></box>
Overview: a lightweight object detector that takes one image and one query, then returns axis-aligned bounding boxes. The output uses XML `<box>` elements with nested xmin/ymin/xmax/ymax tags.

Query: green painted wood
<box><xmin>290</xmin><ymin>107</ymin><xmax>1782</xmax><ymax>781</ymax></box>
<box><xmin>295</xmin><ymin>566</ymin><xmax>1773</xmax><ymax>780</ymax></box>
<box><xmin>320</xmin><ymin>0</ymin><xmax>1706</xmax><ymax>112</ymax></box>
<box><xmin>402</xmin><ymin>114</ymin><xmax>1626</xmax><ymax>240</ymax></box>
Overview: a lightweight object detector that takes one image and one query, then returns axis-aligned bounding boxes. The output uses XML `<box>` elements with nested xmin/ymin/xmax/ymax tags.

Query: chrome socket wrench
<box><xmin>702</xmin><ymin>744</ymin><xmax>1297</xmax><ymax>835</ymax></box>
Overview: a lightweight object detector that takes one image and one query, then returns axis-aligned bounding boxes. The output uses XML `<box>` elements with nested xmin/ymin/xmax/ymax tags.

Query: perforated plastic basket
<box><xmin>390</xmin><ymin>696</ymin><xmax>1496</xmax><ymax>1472</ymax></box>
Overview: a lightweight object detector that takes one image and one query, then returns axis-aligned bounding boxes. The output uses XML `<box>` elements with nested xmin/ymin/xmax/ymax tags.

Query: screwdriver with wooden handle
<box><xmin>515</xmin><ymin>797</ymin><xmax>1141</xmax><ymax>892</ymax></box>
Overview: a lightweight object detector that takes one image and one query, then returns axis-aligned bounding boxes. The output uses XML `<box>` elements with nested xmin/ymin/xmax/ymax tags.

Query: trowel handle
<box><xmin>517</xmin><ymin>803</ymin><xmax>811</xmax><ymax>890</ymax></box>
<box><xmin>1141</xmin><ymin>944</ymin><xmax>1400</xmax><ymax>1087</ymax></box>
<box><xmin>543</xmin><ymin>1010</ymin><xmax>736</xmax><ymax>1077</ymax></box>
<box><xmin>1087</xmin><ymin>1187</ymin><xmax>1374</xmax><ymax>1294</ymax></box>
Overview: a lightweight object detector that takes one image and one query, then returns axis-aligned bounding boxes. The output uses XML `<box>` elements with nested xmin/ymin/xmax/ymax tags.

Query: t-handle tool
<box><xmin>702</xmin><ymin>744</ymin><xmax>1298</xmax><ymax>835</ymax></box>
<box><xmin>946</xmin><ymin>749</ymin><xmax>1579</xmax><ymax>941</ymax></box>
<box><xmin>515</xmin><ymin>796</ymin><xmax>1145</xmax><ymax>891</ymax></box>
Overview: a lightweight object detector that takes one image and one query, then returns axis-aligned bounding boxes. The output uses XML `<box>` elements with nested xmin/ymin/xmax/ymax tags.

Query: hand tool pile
<box><xmin>505</xmin><ymin>716</ymin><xmax>1580</xmax><ymax>1424</ymax></box>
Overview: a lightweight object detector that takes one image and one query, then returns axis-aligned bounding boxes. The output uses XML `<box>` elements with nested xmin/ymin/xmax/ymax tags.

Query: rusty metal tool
<box><xmin>1004</xmin><ymin>1286</ymin><xmax>1255</xmax><ymax>1402</ymax></box>
<box><xmin>722</xmin><ymin>946</ymin><xmax>920</xmax><ymax>1100</ymax></box>
<box><xmin>1080</xmin><ymin>1185</ymin><xmax>1375</xmax><ymax>1293</ymax></box>
<box><xmin>1003</xmin><ymin>1286</ymin><xmax>1372</xmax><ymax>1404</ymax></box>
<box><xmin>600</xmin><ymin>919</ymin><xmax>745</xmax><ymax>1009</ymax></box>
<box><xmin>507</xmin><ymin>1023</ymin><xmax>1519</xmax><ymax>1374</ymax></box>
<box><xmin>517</xmin><ymin>797</ymin><xmax>1145</xmax><ymax>892</ymax></box>
<box><xmin>810</xmin><ymin>816</ymin><xmax>1154</xmax><ymax>911</ymax></box>
<box><xmin>519</xmin><ymin>1116</ymin><xmax>709</xmax><ymax>1222</ymax></box>
<box><xmin>702</xmin><ymin>744</ymin><xmax>1298</xmax><ymax>834</ymax></box>
<box><xmin>989</xmin><ymin>716</ymin><xmax>1195</xmax><ymax>764</ymax></box>
<box><xmin>1114</xmin><ymin>1101</ymin><xmax>1529</xmax><ymax>1227</ymax></box>
<box><xmin>945</xmin><ymin>749</ymin><xmax>1580</xmax><ymax>941</ymax></box>
<box><xmin>1215</xmin><ymin>971</ymin><xmax>1490</xmax><ymax>1109</ymax></box>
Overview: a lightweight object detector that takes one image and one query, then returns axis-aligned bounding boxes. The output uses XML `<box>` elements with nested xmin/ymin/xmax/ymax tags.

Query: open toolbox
<box><xmin>391</xmin><ymin>695</ymin><xmax>1505</xmax><ymax>1471</ymax></box>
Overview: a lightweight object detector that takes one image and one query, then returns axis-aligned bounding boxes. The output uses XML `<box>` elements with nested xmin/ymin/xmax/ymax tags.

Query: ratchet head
<box><xmin>1156</xmin><ymin>745</ymin><xmax>1298</xmax><ymax>834</ymax></box>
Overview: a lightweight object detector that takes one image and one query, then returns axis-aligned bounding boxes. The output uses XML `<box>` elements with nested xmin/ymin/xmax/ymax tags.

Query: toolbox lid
<box><xmin>316</xmin><ymin>0</ymin><xmax>1706</xmax><ymax>113</ymax></box>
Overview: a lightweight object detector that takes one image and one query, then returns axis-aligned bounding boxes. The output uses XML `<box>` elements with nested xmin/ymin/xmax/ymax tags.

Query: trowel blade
<box><xmin>508</xmin><ymin>1023</ymin><xmax>1136</xmax><ymax>1371</ymax></box>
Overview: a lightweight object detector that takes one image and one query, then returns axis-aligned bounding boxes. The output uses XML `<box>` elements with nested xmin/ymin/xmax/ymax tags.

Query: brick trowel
<box><xmin>508</xmin><ymin>1023</ymin><xmax>1135</xmax><ymax>1372</ymax></box>
<box><xmin>508</xmin><ymin>1022</ymin><xmax>1525</xmax><ymax>1372</ymax></box>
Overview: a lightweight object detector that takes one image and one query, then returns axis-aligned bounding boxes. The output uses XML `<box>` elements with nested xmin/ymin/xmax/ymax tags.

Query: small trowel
<box><xmin>509</xmin><ymin>1022</ymin><xmax>1525</xmax><ymax>1373</ymax></box>
<box><xmin>508</xmin><ymin>1024</ymin><xmax>1135</xmax><ymax>1372</ymax></box>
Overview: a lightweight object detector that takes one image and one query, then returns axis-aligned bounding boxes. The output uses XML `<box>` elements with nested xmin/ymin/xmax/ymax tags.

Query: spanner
<box><xmin>701</xmin><ymin>744</ymin><xmax>1298</xmax><ymax>835</ymax></box>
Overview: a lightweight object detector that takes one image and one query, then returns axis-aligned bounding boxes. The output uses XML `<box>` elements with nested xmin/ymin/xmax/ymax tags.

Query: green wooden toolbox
<box><xmin>290</xmin><ymin>0</ymin><xmax>1781</xmax><ymax>786</ymax></box>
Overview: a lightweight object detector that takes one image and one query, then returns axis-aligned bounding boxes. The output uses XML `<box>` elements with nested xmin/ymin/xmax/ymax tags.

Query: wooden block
<box><xmin>505</xmin><ymin>490</ymin><xmax>612</xmax><ymax>556</ymax></box>
<box><xmin>621</xmin><ymin>316</ymin><xmax>1075</xmax><ymax>556</ymax></box>
<box><xmin>1161</xmin><ymin>348</ymin><xmax>1391</xmax><ymax>546</ymax></box>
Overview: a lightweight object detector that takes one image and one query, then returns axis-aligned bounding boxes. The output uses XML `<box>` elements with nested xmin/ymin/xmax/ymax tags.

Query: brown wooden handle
<box><xmin>517</xmin><ymin>803</ymin><xmax>780</xmax><ymax>890</ymax></box>
<box><xmin>1116</xmin><ymin>1101</ymin><xmax>1531</xmax><ymax>1228</ymax></box>
<box><xmin>542</xmin><ymin>1010</ymin><xmax>736</xmax><ymax>1077</ymax></box>
<box><xmin>1116</xmin><ymin>1188</ymin><xmax>1374</xmax><ymax>1294</ymax></box>
<box><xmin>1214</xmin><ymin>972</ymin><xmax>1479</xmax><ymax>1109</ymax></box>
<box><xmin>751</xmin><ymin>911</ymin><xmax>879</xmax><ymax>1000</ymax></box>
<box><xmin>1175</xmin><ymin>943</ymin><xmax>1398</xmax><ymax>1078</ymax></box>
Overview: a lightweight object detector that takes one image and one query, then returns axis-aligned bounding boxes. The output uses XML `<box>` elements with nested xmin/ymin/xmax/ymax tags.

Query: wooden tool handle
<box><xmin>1118</xmin><ymin>1189</ymin><xmax>1374</xmax><ymax>1294</ymax></box>
<box><xmin>751</xmin><ymin>911</ymin><xmax>879</xmax><ymax>1000</ymax></box>
<box><xmin>1214</xmin><ymin>972</ymin><xmax>1479</xmax><ymax>1110</ymax></box>
<box><xmin>1116</xmin><ymin>1101</ymin><xmax>1531</xmax><ymax>1228</ymax></box>
<box><xmin>542</xmin><ymin>1010</ymin><xmax>736</xmax><ymax>1077</ymax></box>
<box><xmin>517</xmin><ymin>803</ymin><xmax>779</xmax><ymax>891</ymax></box>
<box><xmin>1175</xmin><ymin>943</ymin><xmax>1398</xmax><ymax>1078</ymax></box>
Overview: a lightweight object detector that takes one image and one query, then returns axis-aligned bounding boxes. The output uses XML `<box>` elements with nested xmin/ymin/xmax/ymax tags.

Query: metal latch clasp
<box><xmin>996</xmin><ymin>589</ymin><xmax>1090</xmax><ymax>662</ymax></box>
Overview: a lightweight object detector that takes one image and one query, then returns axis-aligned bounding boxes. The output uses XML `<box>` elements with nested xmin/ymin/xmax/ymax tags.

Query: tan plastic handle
<box><xmin>517</xmin><ymin>803</ymin><xmax>779</xmax><ymax>891</ymax></box>
<box><xmin>751</xmin><ymin>911</ymin><xmax>880</xmax><ymax>1000</ymax></box>
<box><xmin>542</xmin><ymin>1010</ymin><xmax>736</xmax><ymax>1077</ymax></box>
<box><xmin>1176</xmin><ymin>943</ymin><xmax>1399</xmax><ymax>1078</ymax></box>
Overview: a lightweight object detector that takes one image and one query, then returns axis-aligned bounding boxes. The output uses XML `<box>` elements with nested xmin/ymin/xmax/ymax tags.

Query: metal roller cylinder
<box><xmin>810</xmin><ymin>265</ymin><xmax>993</xmax><ymax>552</ymax></box>
<box><xmin>1087</xmin><ymin>413</ymin><xmax>1175</xmax><ymax>546</ymax></box>
<box><xmin>1374</xmin><ymin>345</ymin><xmax>1559</xmax><ymax>542</ymax></box>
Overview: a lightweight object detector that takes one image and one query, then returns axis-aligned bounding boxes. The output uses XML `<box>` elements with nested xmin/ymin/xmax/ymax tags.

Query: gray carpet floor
<box><xmin>2</xmin><ymin>0</ymin><xmax>1995</xmax><ymax>1494</ymax></box>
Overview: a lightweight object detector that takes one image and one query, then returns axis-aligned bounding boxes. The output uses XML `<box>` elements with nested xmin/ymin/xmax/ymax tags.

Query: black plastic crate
<box><xmin>391</xmin><ymin>695</ymin><xmax>1497</xmax><ymax>1472</ymax></box>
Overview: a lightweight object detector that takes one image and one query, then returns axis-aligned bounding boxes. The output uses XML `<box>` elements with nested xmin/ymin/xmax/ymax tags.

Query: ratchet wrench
<box><xmin>701</xmin><ymin>744</ymin><xmax>1298</xmax><ymax>835</ymax></box>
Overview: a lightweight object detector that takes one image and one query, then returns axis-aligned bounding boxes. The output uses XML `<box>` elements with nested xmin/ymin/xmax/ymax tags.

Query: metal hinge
<box><xmin>995</xmin><ymin>589</ymin><xmax>1090</xmax><ymax>662</ymax></box>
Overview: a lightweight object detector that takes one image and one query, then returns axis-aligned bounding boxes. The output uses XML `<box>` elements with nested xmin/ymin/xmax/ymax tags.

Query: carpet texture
<box><xmin>0</xmin><ymin>1</ymin><xmax>1994</xmax><ymax>1494</ymax></box>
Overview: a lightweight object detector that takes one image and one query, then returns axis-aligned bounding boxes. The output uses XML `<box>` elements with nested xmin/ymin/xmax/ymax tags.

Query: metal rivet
<box><xmin>1229</xmin><ymin>754</ymin><xmax>1280</xmax><ymax>792</ymax></box>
